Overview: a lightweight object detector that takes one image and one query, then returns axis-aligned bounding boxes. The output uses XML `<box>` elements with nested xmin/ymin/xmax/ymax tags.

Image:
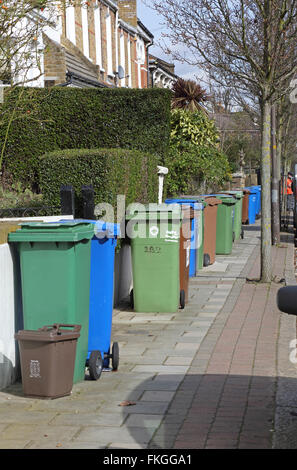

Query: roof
<box><xmin>210</xmin><ymin>112</ymin><xmax>260</xmax><ymax>134</ymax></box>
<box><xmin>137</xmin><ymin>19</ymin><xmax>154</xmax><ymax>42</ymax></box>
<box><xmin>149</xmin><ymin>54</ymin><xmax>177</xmax><ymax>79</ymax></box>
<box><xmin>65</xmin><ymin>50</ymin><xmax>108</xmax><ymax>88</ymax></box>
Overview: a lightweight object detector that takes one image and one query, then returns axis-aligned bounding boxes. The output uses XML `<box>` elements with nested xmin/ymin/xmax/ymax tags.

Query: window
<box><xmin>136</xmin><ymin>38</ymin><xmax>145</xmax><ymax>89</ymax></box>
<box><xmin>81</xmin><ymin>4</ymin><xmax>90</xmax><ymax>59</ymax></box>
<box><xmin>106</xmin><ymin>9</ymin><xmax>113</xmax><ymax>76</ymax></box>
<box><xmin>65</xmin><ymin>4</ymin><xmax>76</xmax><ymax>45</ymax></box>
<box><xmin>94</xmin><ymin>1</ymin><xmax>102</xmax><ymax>68</ymax></box>
<box><xmin>136</xmin><ymin>39</ymin><xmax>145</xmax><ymax>65</ymax></box>
<box><xmin>120</xmin><ymin>31</ymin><xmax>125</xmax><ymax>86</ymax></box>
<box><xmin>127</xmin><ymin>36</ymin><xmax>132</xmax><ymax>88</ymax></box>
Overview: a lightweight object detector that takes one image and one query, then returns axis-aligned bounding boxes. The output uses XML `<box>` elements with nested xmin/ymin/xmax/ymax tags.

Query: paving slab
<box><xmin>1</xmin><ymin>220</ymin><xmax>295</xmax><ymax>449</ymax></box>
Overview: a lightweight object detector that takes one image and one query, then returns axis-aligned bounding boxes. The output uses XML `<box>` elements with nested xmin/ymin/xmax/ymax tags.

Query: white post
<box><xmin>157</xmin><ymin>166</ymin><xmax>168</xmax><ymax>204</ymax></box>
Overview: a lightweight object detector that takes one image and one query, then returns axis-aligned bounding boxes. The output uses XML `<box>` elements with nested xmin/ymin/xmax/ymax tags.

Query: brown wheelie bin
<box><xmin>179</xmin><ymin>205</ymin><xmax>194</xmax><ymax>308</ymax></box>
<box><xmin>15</xmin><ymin>324</ymin><xmax>81</xmax><ymax>399</ymax></box>
<box><xmin>242</xmin><ymin>189</ymin><xmax>251</xmax><ymax>224</ymax></box>
<box><xmin>202</xmin><ymin>196</ymin><xmax>222</xmax><ymax>266</ymax></box>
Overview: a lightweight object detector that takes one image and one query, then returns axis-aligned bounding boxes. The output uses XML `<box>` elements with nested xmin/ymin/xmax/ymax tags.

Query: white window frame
<box><xmin>94</xmin><ymin>1</ymin><xmax>102</xmax><ymax>68</ymax></box>
<box><xmin>127</xmin><ymin>35</ymin><xmax>132</xmax><ymax>88</ymax></box>
<box><xmin>106</xmin><ymin>9</ymin><xmax>113</xmax><ymax>76</ymax></box>
<box><xmin>81</xmin><ymin>4</ymin><xmax>90</xmax><ymax>59</ymax></box>
<box><xmin>120</xmin><ymin>30</ymin><xmax>125</xmax><ymax>87</ymax></box>
<box><xmin>65</xmin><ymin>4</ymin><xmax>76</xmax><ymax>45</ymax></box>
<box><xmin>136</xmin><ymin>38</ymin><xmax>145</xmax><ymax>89</ymax></box>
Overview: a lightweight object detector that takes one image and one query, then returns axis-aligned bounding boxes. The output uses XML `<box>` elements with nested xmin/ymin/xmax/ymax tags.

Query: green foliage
<box><xmin>170</xmin><ymin>108</ymin><xmax>220</xmax><ymax>147</ymax></box>
<box><xmin>0</xmin><ymin>182</ymin><xmax>43</xmax><ymax>209</ymax></box>
<box><xmin>39</xmin><ymin>148</ymin><xmax>159</xmax><ymax>218</ymax></box>
<box><xmin>165</xmin><ymin>143</ymin><xmax>231</xmax><ymax>195</ymax></box>
<box><xmin>166</xmin><ymin>109</ymin><xmax>231</xmax><ymax>196</ymax></box>
<box><xmin>222</xmin><ymin>133</ymin><xmax>261</xmax><ymax>172</ymax></box>
<box><xmin>0</xmin><ymin>87</ymin><xmax>171</xmax><ymax>187</ymax></box>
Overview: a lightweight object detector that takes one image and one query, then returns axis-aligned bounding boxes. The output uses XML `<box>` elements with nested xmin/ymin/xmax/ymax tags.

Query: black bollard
<box><xmin>60</xmin><ymin>185</ymin><xmax>75</xmax><ymax>216</ymax></box>
<box><xmin>81</xmin><ymin>185</ymin><xmax>95</xmax><ymax>220</ymax></box>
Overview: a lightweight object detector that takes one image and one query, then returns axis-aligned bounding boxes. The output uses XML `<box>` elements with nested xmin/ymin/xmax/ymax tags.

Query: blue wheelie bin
<box><xmin>60</xmin><ymin>219</ymin><xmax>120</xmax><ymax>380</ymax></box>
<box><xmin>250</xmin><ymin>186</ymin><xmax>261</xmax><ymax>217</ymax></box>
<box><xmin>244</xmin><ymin>187</ymin><xmax>258</xmax><ymax>224</ymax></box>
<box><xmin>165</xmin><ymin>199</ymin><xmax>204</xmax><ymax>277</ymax></box>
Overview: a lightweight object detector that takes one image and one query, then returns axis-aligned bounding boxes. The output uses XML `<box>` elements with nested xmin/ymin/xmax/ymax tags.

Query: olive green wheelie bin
<box><xmin>211</xmin><ymin>195</ymin><xmax>237</xmax><ymax>255</ymax></box>
<box><xmin>9</xmin><ymin>221</ymin><xmax>94</xmax><ymax>383</ymax></box>
<box><xmin>219</xmin><ymin>190</ymin><xmax>244</xmax><ymax>240</ymax></box>
<box><xmin>126</xmin><ymin>204</ymin><xmax>182</xmax><ymax>313</ymax></box>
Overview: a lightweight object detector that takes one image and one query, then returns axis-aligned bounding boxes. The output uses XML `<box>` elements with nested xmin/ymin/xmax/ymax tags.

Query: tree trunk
<box><xmin>261</xmin><ymin>98</ymin><xmax>272</xmax><ymax>282</ymax></box>
<box><xmin>271</xmin><ymin>104</ymin><xmax>280</xmax><ymax>245</ymax></box>
<box><xmin>276</xmin><ymin>108</ymin><xmax>283</xmax><ymax>228</ymax></box>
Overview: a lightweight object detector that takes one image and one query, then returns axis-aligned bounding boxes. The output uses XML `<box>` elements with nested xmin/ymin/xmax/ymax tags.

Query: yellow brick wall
<box><xmin>118</xmin><ymin>0</ymin><xmax>137</xmax><ymax>28</ymax></box>
<box><xmin>43</xmin><ymin>35</ymin><xmax>67</xmax><ymax>85</ymax></box>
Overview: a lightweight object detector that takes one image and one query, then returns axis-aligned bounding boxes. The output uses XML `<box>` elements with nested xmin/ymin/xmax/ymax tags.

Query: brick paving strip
<box><xmin>0</xmin><ymin>224</ymin><xmax>297</xmax><ymax>449</ymax></box>
<box><xmin>169</xmin><ymin>230</ymin><xmax>297</xmax><ymax>449</ymax></box>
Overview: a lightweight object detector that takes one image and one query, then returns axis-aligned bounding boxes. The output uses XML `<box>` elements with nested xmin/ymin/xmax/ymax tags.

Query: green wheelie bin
<box><xmin>126</xmin><ymin>204</ymin><xmax>182</xmax><ymax>313</ymax></box>
<box><xmin>210</xmin><ymin>194</ymin><xmax>237</xmax><ymax>255</ymax></box>
<box><xmin>195</xmin><ymin>202</ymin><xmax>205</xmax><ymax>273</ymax></box>
<box><xmin>8</xmin><ymin>221</ymin><xmax>94</xmax><ymax>383</ymax></box>
<box><xmin>219</xmin><ymin>190</ymin><xmax>244</xmax><ymax>240</ymax></box>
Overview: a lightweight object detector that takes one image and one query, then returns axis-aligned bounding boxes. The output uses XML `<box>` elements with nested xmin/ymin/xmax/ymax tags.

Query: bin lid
<box><xmin>8</xmin><ymin>221</ymin><xmax>95</xmax><ymax>242</ymax></box>
<box><xmin>201</xmin><ymin>196</ymin><xmax>222</xmax><ymax>206</ymax></box>
<box><xmin>15</xmin><ymin>324</ymin><xmax>81</xmax><ymax>343</ymax></box>
<box><xmin>126</xmin><ymin>203</ymin><xmax>182</xmax><ymax>221</ymax></box>
<box><xmin>244</xmin><ymin>187</ymin><xmax>258</xmax><ymax>194</ymax></box>
<box><xmin>203</xmin><ymin>194</ymin><xmax>237</xmax><ymax>205</ymax></box>
<box><xmin>59</xmin><ymin>219</ymin><xmax>120</xmax><ymax>238</ymax></box>
<box><xmin>165</xmin><ymin>198</ymin><xmax>204</xmax><ymax>210</ymax></box>
<box><xmin>218</xmin><ymin>190</ymin><xmax>244</xmax><ymax>199</ymax></box>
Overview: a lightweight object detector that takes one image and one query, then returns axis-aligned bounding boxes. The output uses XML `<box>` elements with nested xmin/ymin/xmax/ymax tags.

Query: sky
<box><xmin>137</xmin><ymin>0</ymin><xmax>200</xmax><ymax>81</ymax></box>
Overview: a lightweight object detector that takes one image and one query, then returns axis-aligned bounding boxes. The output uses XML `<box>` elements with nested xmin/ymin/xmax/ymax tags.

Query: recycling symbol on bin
<box><xmin>150</xmin><ymin>226</ymin><xmax>159</xmax><ymax>237</ymax></box>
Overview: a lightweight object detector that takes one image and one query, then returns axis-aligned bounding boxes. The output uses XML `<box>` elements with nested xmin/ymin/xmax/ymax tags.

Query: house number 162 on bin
<box><xmin>144</xmin><ymin>246</ymin><xmax>161</xmax><ymax>254</ymax></box>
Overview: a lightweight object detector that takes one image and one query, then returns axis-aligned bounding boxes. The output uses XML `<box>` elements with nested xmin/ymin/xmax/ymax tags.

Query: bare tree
<box><xmin>0</xmin><ymin>1</ymin><xmax>61</xmax><ymax>86</ymax></box>
<box><xmin>149</xmin><ymin>0</ymin><xmax>297</xmax><ymax>282</ymax></box>
<box><xmin>0</xmin><ymin>1</ymin><xmax>63</xmax><ymax>175</ymax></box>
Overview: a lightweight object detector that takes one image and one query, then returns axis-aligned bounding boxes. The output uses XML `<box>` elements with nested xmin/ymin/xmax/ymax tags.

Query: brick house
<box><xmin>25</xmin><ymin>1</ymin><xmax>154</xmax><ymax>89</ymax></box>
<box><xmin>149</xmin><ymin>54</ymin><xmax>177</xmax><ymax>89</ymax></box>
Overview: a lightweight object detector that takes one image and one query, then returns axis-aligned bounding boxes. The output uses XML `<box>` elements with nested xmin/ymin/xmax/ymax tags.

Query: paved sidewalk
<box><xmin>0</xmin><ymin>222</ymin><xmax>297</xmax><ymax>449</ymax></box>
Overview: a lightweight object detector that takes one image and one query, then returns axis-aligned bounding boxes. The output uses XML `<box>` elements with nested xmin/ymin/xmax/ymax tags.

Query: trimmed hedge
<box><xmin>39</xmin><ymin>148</ymin><xmax>159</xmax><ymax>218</ymax></box>
<box><xmin>1</xmin><ymin>87</ymin><xmax>172</xmax><ymax>187</ymax></box>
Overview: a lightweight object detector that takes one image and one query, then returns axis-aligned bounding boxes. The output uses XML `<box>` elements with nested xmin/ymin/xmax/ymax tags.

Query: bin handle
<box><xmin>38</xmin><ymin>324</ymin><xmax>81</xmax><ymax>334</ymax></box>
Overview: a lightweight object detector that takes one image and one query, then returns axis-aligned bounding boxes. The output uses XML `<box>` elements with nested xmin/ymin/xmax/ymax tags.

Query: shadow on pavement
<box><xmin>243</xmin><ymin>225</ymin><xmax>261</xmax><ymax>233</ymax></box>
<box><xmin>122</xmin><ymin>373</ymin><xmax>297</xmax><ymax>449</ymax></box>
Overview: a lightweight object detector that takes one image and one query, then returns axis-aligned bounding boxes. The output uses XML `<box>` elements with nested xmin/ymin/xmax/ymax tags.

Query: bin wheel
<box><xmin>241</xmin><ymin>228</ymin><xmax>244</xmax><ymax>239</ymax></box>
<box><xmin>180</xmin><ymin>290</ymin><xmax>185</xmax><ymax>309</ymax></box>
<box><xmin>89</xmin><ymin>350</ymin><xmax>103</xmax><ymax>380</ymax></box>
<box><xmin>232</xmin><ymin>231</ymin><xmax>235</xmax><ymax>243</ymax></box>
<box><xmin>203</xmin><ymin>253</ymin><xmax>211</xmax><ymax>267</ymax></box>
<box><xmin>112</xmin><ymin>342</ymin><xmax>120</xmax><ymax>371</ymax></box>
<box><xmin>246</xmin><ymin>219</ymin><xmax>250</xmax><ymax>226</ymax></box>
<box><xmin>130</xmin><ymin>289</ymin><xmax>134</xmax><ymax>309</ymax></box>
